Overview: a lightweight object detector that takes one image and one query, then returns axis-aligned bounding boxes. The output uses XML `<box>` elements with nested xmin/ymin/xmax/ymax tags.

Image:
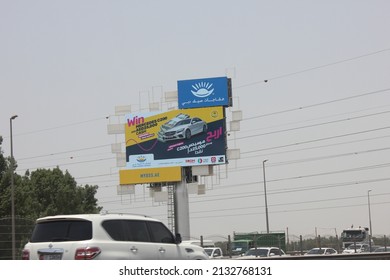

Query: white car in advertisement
<box><xmin>157</xmin><ymin>114</ymin><xmax>207</xmax><ymax>142</ymax></box>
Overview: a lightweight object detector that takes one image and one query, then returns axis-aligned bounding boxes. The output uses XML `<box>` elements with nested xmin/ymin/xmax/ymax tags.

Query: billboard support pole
<box><xmin>174</xmin><ymin>168</ymin><xmax>191</xmax><ymax>240</ymax></box>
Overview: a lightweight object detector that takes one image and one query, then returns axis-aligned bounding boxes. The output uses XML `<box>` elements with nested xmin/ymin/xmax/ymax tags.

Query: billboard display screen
<box><xmin>177</xmin><ymin>76</ymin><xmax>232</xmax><ymax>109</ymax></box>
<box><xmin>125</xmin><ymin>107</ymin><xmax>227</xmax><ymax>169</ymax></box>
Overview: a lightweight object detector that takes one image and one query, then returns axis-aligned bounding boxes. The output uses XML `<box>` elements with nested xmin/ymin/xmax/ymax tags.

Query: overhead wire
<box><xmin>97</xmin><ymin>176</ymin><xmax>390</xmax><ymax>210</ymax></box>
<box><xmin>189</xmin><ymin>192</ymin><xmax>390</xmax><ymax>214</ymax></box>
<box><xmin>6</xmin><ymin>47</ymin><xmax>390</xmax><ymax>226</ymax></box>
<box><xmin>2</xmin><ymin>117</ymin><xmax>107</xmax><ymax>139</ymax></box>
<box><xmin>237</xmin><ymin>109</ymin><xmax>390</xmax><ymax>141</ymax></box>
<box><xmin>17</xmin><ymin>144</ymin><xmax>111</xmax><ymax>161</ymax></box>
<box><xmin>14</xmin><ymin>87</ymin><xmax>390</xmax><ymax>173</ymax></box>
<box><xmin>101</xmin><ymin>190</ymin><xmax>390</xmax><ymax>221</ymax></box>
<box><xmin>240</xmin><ymin>124</ymin><xmax>390</xmax><ymax>154</ymax></box>
<box><xmin>189</xmin><ymin>201</ymin><xmax>390</xmax><ymax>220</ymax></box>
<box><xmin>234</xmin><ymin>47</ymin><xmax>390</xmax><ymax>89</ymax></box>
<box><xmin>242</xmin><ymin>134</ymin><xmax>390</xmax><ymax>159</ymax></box>
<box><xmin>243</xmin><ymin>87</ymin><xmax>390</xmax><ymax>120</ymax></box>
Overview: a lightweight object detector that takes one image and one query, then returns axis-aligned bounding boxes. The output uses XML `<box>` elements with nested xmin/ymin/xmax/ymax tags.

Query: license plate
<box><xmin>40</xmin><ymin>254</ymin><xmax>62</xmax><ymax>260</ymax></box>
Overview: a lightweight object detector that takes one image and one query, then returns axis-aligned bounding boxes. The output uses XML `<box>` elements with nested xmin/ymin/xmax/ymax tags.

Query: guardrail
<box><xmin>238</xmin><ymin>252</ymin><xmax>390</xmax><ymax>260</ymax></box>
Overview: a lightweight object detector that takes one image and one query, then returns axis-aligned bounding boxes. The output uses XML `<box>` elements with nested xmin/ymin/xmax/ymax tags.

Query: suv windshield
<box><xmin>30</xmin><ymin>220</ymin><xmax>92</xmax><ymax>242</ymax></box>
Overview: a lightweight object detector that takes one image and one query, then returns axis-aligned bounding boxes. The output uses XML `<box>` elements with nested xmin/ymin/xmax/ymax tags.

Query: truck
<box><xmin>230</xmin><ymin>231</ymin><xmax>286</xmax><ymax>256</ymax></box>
<box><xmin>340</xmin><ymin>226</ymin><xmax>372</xmax><ymax>249</ymax></box>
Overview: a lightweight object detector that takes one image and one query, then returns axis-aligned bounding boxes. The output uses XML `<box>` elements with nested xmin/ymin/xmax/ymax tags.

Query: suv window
<box><xmin>102</xmin><ymin>220</ymin><xmax>151</xmax><ymax>242</ymax></box>
<box><xmin>148</xmin><ymin>221</ymin><xmax>175</xmax><ymax>243</ymax></box>
<box><xmin>270</xmin><ymin>248</ymin><xmax>283</xmax><ymax>256</ymax></box>
<box><xmin>30</xmin><ymin>220</ymin><xmax>92</xmax><ymax>242</ymax></box>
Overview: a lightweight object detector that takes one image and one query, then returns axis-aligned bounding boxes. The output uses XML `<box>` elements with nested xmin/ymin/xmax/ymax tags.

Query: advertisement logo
<box><xmin>178</xmin><ymin>76</ymin><xmax>231</xmax><ymax>109</ymax></box>
<box><xmin>136</xmin><ymin>156</ymin><xmax>147</xmax><ymax>163</ymax></box>
<box><xmin>191</xmin><ymin>82</ymin><xmax>214</xmax><ymax>98</ymax></box>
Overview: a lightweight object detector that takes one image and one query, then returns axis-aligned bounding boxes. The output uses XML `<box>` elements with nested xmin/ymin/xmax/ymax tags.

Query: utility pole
<box><xmin>262</xmin><ymin>160</ymin><xmax>269</xmax><ymax>234</ymax></box>
<box><xmin>10</xmin><ymin>115</ymin><xmax>18</xmax><ymax>260</ymax></box>
<box><xmin>368</xmin><ymin>190</ymin><xmax>373</xmax><ymax>251</ymax></box>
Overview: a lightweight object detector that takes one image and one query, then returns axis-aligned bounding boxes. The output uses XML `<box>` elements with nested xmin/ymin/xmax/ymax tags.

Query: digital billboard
<box><xmin>177</xmin><ymin>76</ymin><xmax>232</xmax><ymax>109</ymax></box>
<box><xmin>124</xmin><ymin>107</ymin><xmax>227</xmax><ymax>169</ymax></box>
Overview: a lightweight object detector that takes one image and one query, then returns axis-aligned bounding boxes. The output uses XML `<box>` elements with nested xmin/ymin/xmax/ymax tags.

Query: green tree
<box><xmin>0</xmin><ymin>136</ymin><xmax>17</xmax><ymax>225</ymax></box>
<box><xmin>24</xmin><ymin>167</ymin><xmax>101</xmax><ymax>217</ymax></box>
<box><xmin>0</xmin><ymin>137</ymin><xmax>6</xmax><ymax>181</ymax></box>
<box><xmin>0</xmin><ymin>137</ymin><xmax>102</xmax><ymax>259</ymax></box>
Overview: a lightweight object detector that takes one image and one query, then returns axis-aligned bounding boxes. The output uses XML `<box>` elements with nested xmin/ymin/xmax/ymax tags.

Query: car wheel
<box><xmin>185</xmin><ymin>129</ymin><xmax>191</xmax><ymax>139</ymax></box>
<box><xmin>202</xmin><ymin>125</ymin><xmax>207</xmax><ymax>133</ymax></box>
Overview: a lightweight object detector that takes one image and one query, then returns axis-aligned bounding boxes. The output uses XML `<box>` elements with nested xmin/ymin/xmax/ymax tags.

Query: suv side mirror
<box><xmin>175</xmin><ymin>233</ymin><xmax>182</xmax><ymax>244</ymax></box>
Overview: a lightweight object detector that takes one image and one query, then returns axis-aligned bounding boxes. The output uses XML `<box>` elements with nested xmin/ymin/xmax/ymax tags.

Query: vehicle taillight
<box><xmin>74</xmin><ymin>247</ymin><xmax>101</xmax><ymax>260</ymax></box>
<box><xmin>22</xmin><ymin>249</ymin><xmax>30</xmax><ymax>260</ymax></box>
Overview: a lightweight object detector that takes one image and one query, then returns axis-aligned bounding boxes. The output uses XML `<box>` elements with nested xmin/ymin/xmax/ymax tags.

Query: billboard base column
<box><xmin>174</xmin><ymin>169</ymin><xmax>191</xmax><ymax>240</ymax></box>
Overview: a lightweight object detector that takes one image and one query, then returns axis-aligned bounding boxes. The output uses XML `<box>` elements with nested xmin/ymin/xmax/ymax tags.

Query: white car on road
<box><xmin>305</xmin><ymin>247</ymin><xmax>338</xmax><ymax>255</ymax></box>
<box><xmin>22</xmin><ymin>213</ymin><xmax>209</xmax><ymax>260</ymax></box>
<box><xmin>342</xmin><ymin>243</ymin><xmax>370</xmax><ymax>254</ymax></box>
<box><xmin>237</xmin><ymin>247</ymin><xmax>286</xmax><ymax>259</ymax></box>
<box><xmin>204</xmin><ymin>247</ymin><xmax>224</xmax><ymax>259</ymax></box>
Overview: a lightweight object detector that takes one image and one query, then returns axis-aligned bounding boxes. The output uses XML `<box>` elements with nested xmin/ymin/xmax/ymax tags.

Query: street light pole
<box><xmin>10</xmin><ymin>115</ymin><xmax>17</xmax><ymax>260</ymax></box>
<box><xmin>367</xmin><ymin>190</ymin><xmax>373</xmax><ymax>239</ymax></box>
<box><xmin>262</xmin><ymin>159</ymin><xmax>269</xmax><ymax>234</ymax></box>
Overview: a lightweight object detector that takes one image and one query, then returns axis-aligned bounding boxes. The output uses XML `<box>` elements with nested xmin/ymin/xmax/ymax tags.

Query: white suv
<box><xmin>238</xmin><ymin>247</ymin><xmax>286</xmax><ymax>259</ymax></box>
<box><xmin>342</xmin><ymin>243</ymin><xmax>370</xmax><ymax>254</ymax></box>
<box><xmin>22</xmin><ymin>213</ymin><xmax>209</xmax><ymax>260</ymax></box>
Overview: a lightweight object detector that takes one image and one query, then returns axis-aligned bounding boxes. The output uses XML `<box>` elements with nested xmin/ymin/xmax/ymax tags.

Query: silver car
<box><xmin>157</xmin><ymin>115</ymin><xmax>207</xmax><ymax>142</ymax></box>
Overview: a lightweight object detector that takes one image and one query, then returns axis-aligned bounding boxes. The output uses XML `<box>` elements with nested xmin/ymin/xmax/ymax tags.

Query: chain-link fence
<box><xmin>194</xmin><ymin>233</ymin><xmax>389</xmax><ymax>257</ymax></box>
<box><xmin>0</xmin><ymin>217</ymin><xmax>35</xmax><ymax>260</ymax></box>
<box><xmin>1</xmin><ymin>219</ymin><xmax>388</xmax><ymax>259</ymax></box>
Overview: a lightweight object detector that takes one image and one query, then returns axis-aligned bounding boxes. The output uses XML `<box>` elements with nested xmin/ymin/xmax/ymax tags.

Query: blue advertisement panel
<box><xmin>178</xmin><ymin>76</ymin><xmax>231</xmax><ymax>109</ymax></box>
<box><xmin>124</xmin><ymin>107</ymin><xmax>227</xmax><ymax>169</ymax></box>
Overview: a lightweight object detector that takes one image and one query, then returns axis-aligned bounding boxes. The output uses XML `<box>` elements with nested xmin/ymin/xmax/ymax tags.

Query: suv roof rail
<box><xmin>99</xmin><ymin>211</ymin><xmax>150</xmax><ymax>218</ymax></box>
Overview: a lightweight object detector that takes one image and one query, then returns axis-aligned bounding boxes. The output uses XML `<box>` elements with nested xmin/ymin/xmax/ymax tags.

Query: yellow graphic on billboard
<box><xmin>125</xmin><ymin>107</ymin><xmax>224</xmax><ymax>145</ymax></box>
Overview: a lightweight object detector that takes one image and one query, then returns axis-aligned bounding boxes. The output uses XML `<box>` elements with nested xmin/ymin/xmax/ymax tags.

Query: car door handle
<box><xmin>158</xmin><ymin>247</ymin><xmax>166</xmax><ymax>254</ymax></box>
<box><xmin>130</xmin><ymin>246</ymin><xmax>138</xmax><ymax>253</ymax></box>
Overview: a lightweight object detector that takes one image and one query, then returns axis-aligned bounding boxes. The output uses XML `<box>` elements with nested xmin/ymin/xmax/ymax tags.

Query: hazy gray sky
<box><xmin>1</xmin><ymin>0</ymin><xmax>390</xmax><ymax>241</ymax></box>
